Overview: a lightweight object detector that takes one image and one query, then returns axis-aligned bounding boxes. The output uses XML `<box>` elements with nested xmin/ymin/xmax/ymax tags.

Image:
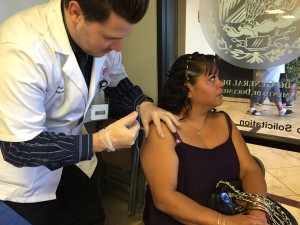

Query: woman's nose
<box><xmin>218</xmin><ymin>78</ymin><xmax>224</xmax><ymax>87</ymax></box>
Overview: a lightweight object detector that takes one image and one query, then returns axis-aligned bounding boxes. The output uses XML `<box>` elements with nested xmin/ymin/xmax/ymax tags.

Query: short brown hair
<box><xmin>64</xmin><ymin>0</ymin><xmax>149</xmax><ymax>24</ymax></box>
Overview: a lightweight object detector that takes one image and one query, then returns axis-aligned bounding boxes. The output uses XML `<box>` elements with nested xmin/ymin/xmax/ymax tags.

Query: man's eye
<box><xmin>105</xmin><ymin>37</ymin><xmax>114</xmax><ymax>40</ymax></box>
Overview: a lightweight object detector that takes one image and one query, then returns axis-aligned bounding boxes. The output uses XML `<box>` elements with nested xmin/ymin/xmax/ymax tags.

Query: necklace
<box><xmin>186</xmin><ymin>119</ymin><xmax>206</xmax><ymax>135</ymax></box>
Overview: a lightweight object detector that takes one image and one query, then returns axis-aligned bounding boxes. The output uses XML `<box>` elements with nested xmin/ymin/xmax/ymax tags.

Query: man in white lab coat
<box><xmin>0</xmin><ymin>0</ymin><xmax>179</xmax><ymax>224</ymax></box>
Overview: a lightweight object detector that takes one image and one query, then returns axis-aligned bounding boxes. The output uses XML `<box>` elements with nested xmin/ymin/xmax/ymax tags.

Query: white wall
<box><xmin>123</xmin><ymin>0</ymin><xmax>214</xmax><ymax>103</ymax></box>
<box><xmin>0</xmin><ymin>0</ymin><xmax>48</xmax><ymax>23</ymax></box>
<box><xmin>185</xmin><ymin>0</ymin><xmax>214</xmax><ymax>55</ymax></box>
<box><xmin>122</xmin><ymin>1</ymin><xmax>158</xmax><ymax>102</ymax></box>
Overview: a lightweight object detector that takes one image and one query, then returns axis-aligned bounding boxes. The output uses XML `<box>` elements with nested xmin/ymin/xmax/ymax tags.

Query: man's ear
<box><xmin>68</xmin><ymin>1</ymin><xmax>83</xmax><ymax>23</ymax></box>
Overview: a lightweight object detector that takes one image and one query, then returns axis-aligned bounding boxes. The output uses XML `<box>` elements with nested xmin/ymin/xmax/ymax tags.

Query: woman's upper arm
<box><xmin>140</xmin><ymin>123</ymin><xmax>179</xmax><ymax>199</ymax></box>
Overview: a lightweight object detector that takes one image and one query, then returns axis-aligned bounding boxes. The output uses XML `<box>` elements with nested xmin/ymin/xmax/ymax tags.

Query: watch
<box><xmin>136</xmin><ymin>97</ymin><xmax>154</xmax><ymax>113</ymax></box>
<box><xmin>142</xmin><ymin>96</ymin><xmax>154</xmax><ymax>103</ymax></box>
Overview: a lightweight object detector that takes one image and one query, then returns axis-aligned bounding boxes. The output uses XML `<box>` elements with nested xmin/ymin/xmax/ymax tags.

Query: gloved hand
<box><xmin>97</xmin><ymin>111</ymin><xmax>140</xmax><ymax>152</ymax></box>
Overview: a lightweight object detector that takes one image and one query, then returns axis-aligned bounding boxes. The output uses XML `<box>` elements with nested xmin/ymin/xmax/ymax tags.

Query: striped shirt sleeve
<box><xmin>0</xmin><ymin>131</ymin><xmax>93</xmax><ymax>171</ymax></box>
<box><xmin>104</xmin><ymin>77</ymin><xmax>152</xmax><ymax>118</ymax></box>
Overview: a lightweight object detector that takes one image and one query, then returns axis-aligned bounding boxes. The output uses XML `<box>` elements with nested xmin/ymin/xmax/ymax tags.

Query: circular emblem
<box><xmin>199</xmin><ymin>0</ymin><xmax>300</xmax><ymax>69</ymax></box>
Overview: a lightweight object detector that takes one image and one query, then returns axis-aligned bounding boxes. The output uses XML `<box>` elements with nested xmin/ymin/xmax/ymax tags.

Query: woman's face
<box><xmin>187</xmin><ymin>69</ymin><xmax>224</xmax><ymax>110</ymax></box>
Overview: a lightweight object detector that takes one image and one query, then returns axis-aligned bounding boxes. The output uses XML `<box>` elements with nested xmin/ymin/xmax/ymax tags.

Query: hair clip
<box><xmin>185</xmin><ymin>56</ymin><xmax>193</xmax><ymax>81</ymax></box>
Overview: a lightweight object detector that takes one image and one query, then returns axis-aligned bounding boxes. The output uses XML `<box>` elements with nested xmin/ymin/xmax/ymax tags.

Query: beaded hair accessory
<box><xmin>185</xmin><ymin>55</ymin><xmax>193</xmax><ymax>81</ymax></box>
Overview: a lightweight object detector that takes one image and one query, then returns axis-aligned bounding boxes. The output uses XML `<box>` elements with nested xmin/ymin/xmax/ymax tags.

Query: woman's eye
<box><xmin>209</xmin><ymin>75</ymin><xmax>216</xmax><ymax>82</ymax></box>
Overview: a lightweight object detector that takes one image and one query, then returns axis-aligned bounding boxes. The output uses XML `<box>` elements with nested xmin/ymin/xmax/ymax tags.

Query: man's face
<box><xmin>69</xmin><ymin>7</ymin><xmax>133</xmax><ymax>57</ymax></box>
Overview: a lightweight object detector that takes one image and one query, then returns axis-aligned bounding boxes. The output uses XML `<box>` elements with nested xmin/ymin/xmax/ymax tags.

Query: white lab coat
<box><xmin>0</xmin><ymin>0</ymin><xmax>127</xmax><ymax>202</ymax></box>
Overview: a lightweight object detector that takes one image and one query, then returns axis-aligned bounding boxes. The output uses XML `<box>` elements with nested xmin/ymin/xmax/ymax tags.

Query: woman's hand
<box><xmin>225</xmin><ymin>214</ymin><xmax>269</xmax><ymax>225</ymax></box>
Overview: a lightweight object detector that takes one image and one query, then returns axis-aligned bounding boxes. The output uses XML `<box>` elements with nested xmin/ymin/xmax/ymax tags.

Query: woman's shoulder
<box><xmin>147</xmin><ymin>122</ymin><xmax>175</xmax><ymax>140</ymax></box>
<box><xmin>141</xmin><ymin>122</ymin><xmax>177</xmax><ymax>158</ymax></box>
<box><xmin>208</xmin><ymin>110</ymin><xmax>231</xmax><ymax>121</ymax></box>
<box><xmin>208</xmin><ymin>110</ymin><xmax>232</xmax><ymax>133</ymax></box>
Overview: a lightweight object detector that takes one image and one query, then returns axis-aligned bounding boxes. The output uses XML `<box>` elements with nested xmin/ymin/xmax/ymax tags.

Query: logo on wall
<box><xmin>199</xmin><ymin>0</ymin><xmax>300</xmax><ymax>69</ymax></box>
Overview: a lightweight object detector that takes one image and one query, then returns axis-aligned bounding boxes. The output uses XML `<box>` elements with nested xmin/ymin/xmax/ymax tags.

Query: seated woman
<box><xmin>140</xmin><ymin>53</ymin><xmax>268</xmax><ymax>225</ymax></box>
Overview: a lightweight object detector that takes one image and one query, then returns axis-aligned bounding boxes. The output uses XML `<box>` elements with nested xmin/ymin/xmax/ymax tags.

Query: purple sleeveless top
<box><xmin>143</xmin><ymin>112</ymin><xmax>240</xmax><ymax>225</ymax></box>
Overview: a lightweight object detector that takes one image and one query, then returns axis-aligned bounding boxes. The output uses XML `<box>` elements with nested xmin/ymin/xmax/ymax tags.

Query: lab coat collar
<box><xmin>47</xmin><ymin>0</ymin><xmax>89</xmax><ymax>100</ymax></box>
<box><xmin>48</xmin><ymin>0</ymin><xmax>73</xmax><ymax>56</ymax></box>
<box><xmin>45</xmin><ymin>0</ymin><xmax>107</xmax><ymax>118</ymax></box>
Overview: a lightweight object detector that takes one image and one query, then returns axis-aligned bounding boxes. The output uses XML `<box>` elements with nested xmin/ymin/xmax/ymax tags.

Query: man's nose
<box><xmin>109</xmin><ymin>40</ymin><xmax>122</xmax><ymax>52</ymax></box>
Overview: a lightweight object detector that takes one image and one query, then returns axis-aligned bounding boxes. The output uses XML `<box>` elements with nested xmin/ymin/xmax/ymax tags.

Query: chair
<box><xmin>97</xmin><ymin>120</ymin><xmax>146</xmax><ymax>219</ymax></box>
<box><xmin>0</xmin><ymin>202</ymin><xmax>31</xmax><ymax>225</ymax></box>
<box><xmin>253</xmin><ymin>155</ymin><xmax>265</xmax><ymax>175</ymax></box>
<box><xmin>127</xmin><ymin>129</ymin><xmax>146</xmax><ymax>218</ymax></box>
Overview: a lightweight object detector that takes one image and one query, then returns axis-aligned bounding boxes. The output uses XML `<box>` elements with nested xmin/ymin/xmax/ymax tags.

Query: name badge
<box><xmin>90</xmin><ymin>104</ymin><xmax>109</xmax><ymax>120</ymax></box>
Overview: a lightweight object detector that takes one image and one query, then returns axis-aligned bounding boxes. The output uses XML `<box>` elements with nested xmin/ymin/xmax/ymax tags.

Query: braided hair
<box><xmin>158</xmin><ymin>52</ymin><xmax>220</xmax><ymax>119</ymax></box>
